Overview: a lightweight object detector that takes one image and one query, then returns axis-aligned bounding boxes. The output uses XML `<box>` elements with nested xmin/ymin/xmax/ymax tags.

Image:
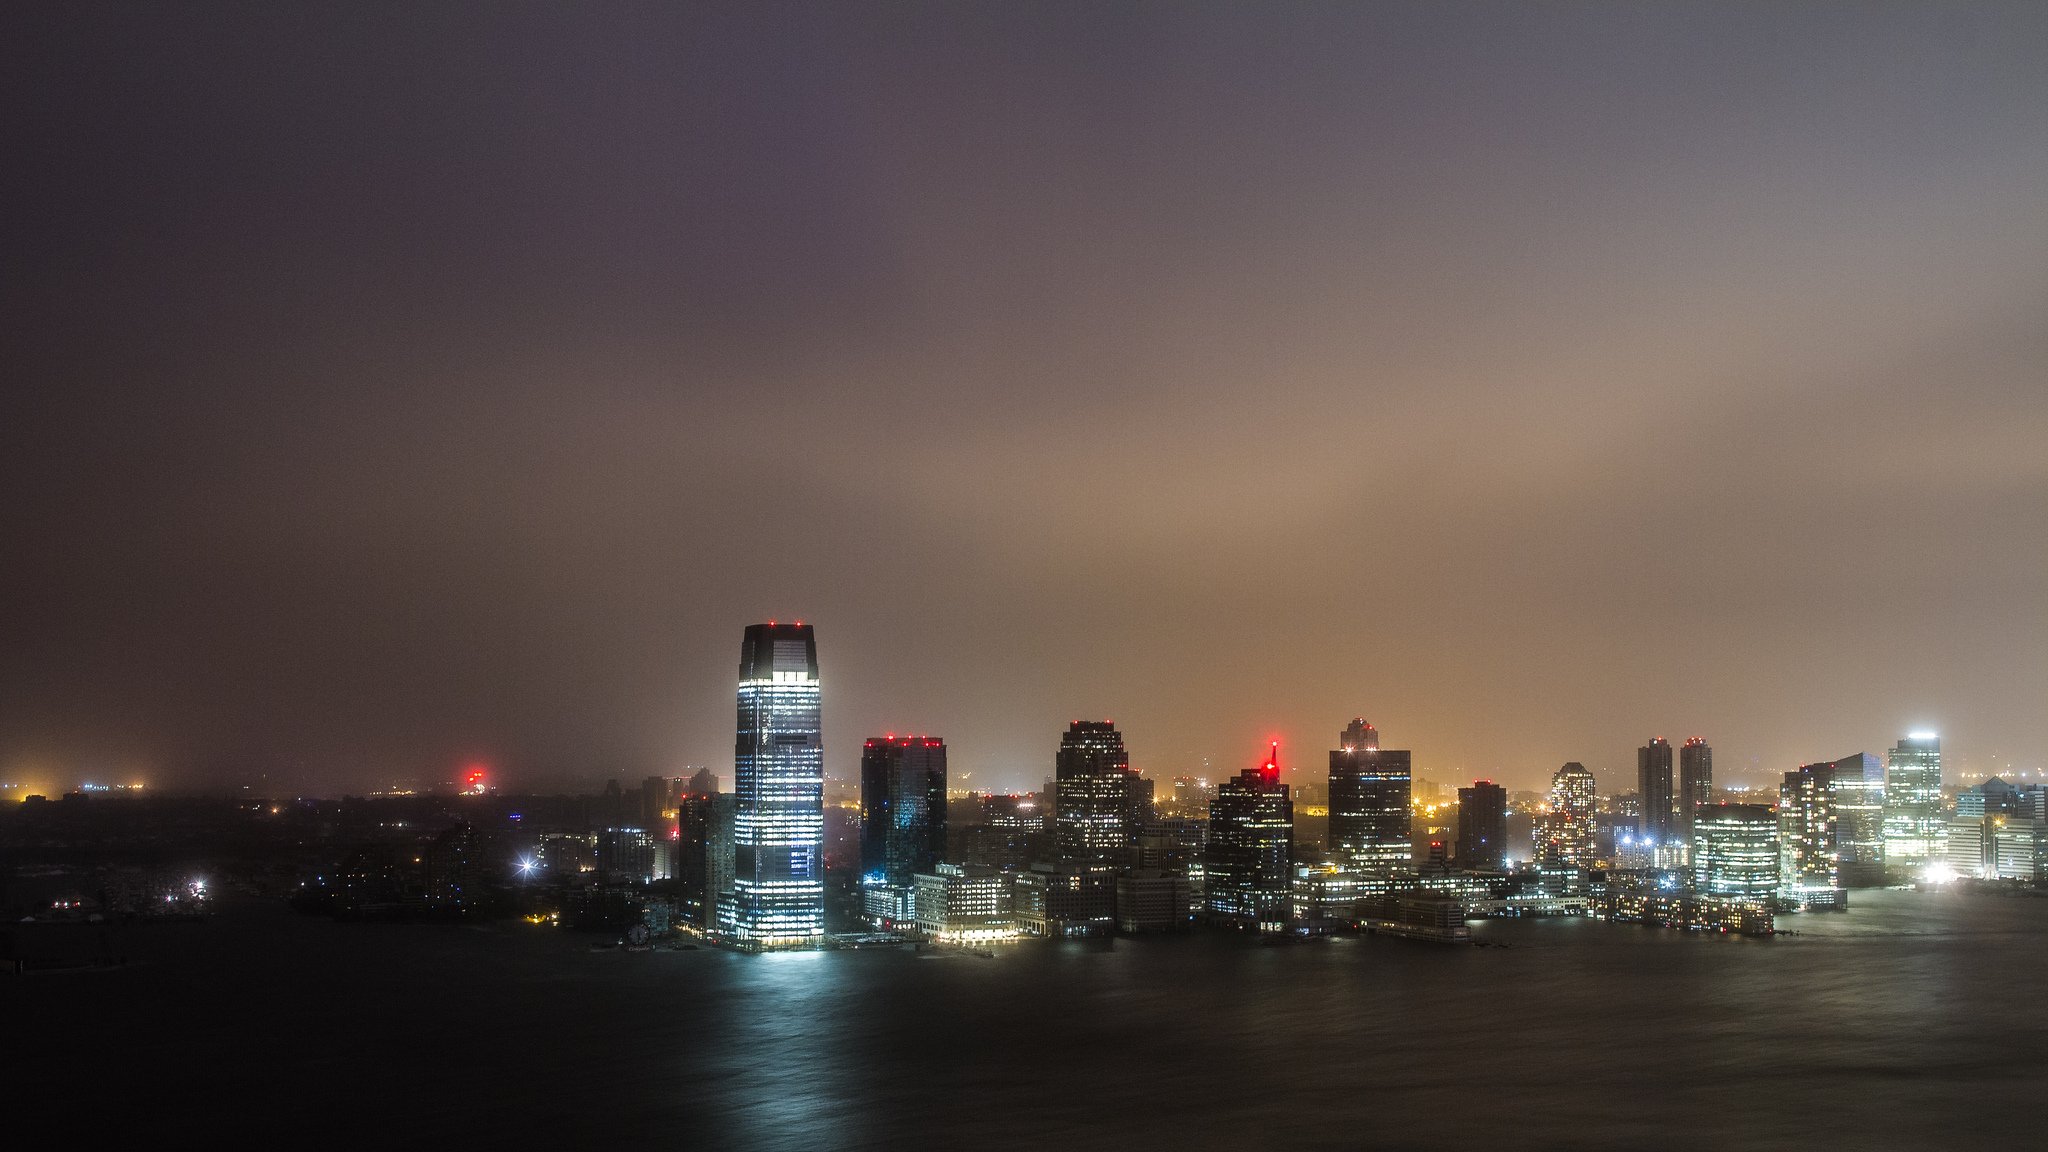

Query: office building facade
<box><xmin>859</xmin><ymin>736</ymin><xmax>948</xmax><ymax>927</ymax></box>
<box><xmin>913</xmin><ymin>863</ymin><xmax>1016</xmax><ymax>943</ymax></box>
<box><xmin>1827</xmin><ymin>752</ymin><xmax>1887</xmax><ymax>887</ymax></box>
<box><xmin>1883</xmin><ymin>733</ymin><xmax>1944</xmax><ymax>879</ymax></box>
<box><xmin>1053</xmin><ymin>721</ymin><xmax>1138</xmax><ymax>869</ymax></box>
<box><xmin>1204</xmin><ymin>744</ymin><xmax>1294</xmax><ymax>932</ymax></box>
<box><xmin>1328</xmin><ymin>719</ymin><xmax>1412</xmax><ymax>875</ymax></box>
<box><xmin>1694</xmin><ymin>803</ymin><xmax>1779</xmax><ymax>900</ymax></box>
<box><xmin>717</xmin><ymin>622</ymin><xmax>825</xmax><ymax>948</ymax></box>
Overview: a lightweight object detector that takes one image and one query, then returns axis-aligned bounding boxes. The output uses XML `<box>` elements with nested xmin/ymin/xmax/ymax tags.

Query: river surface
<box><xmin>14</xmin><ymin>888</ymin><xmax>2046</xmax><ymax>1149</ymax></box>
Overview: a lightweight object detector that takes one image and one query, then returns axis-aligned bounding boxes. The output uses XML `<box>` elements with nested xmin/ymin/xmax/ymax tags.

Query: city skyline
<box><xmin>11</xmin><ymin>5</ymin><xmax>2048</xmax><ymax>1147</ymax></box>
<box><xmin>0</xmin><ymin>642</ymin><xmax>1992</xmax><ymax>800</ymax></box>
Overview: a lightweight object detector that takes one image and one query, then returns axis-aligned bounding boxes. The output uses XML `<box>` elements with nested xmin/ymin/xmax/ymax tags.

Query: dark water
<box><xmin>15</xmin><ymin>889</ymin><xmax>2048</xmax><ymax>1149</ymax></box>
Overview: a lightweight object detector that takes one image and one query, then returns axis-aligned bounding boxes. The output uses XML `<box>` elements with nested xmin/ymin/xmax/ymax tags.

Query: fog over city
<box><xmin>6</xmin><ymin>4</ymin><xmax>2045</xmax><ymax>796</ymax></box>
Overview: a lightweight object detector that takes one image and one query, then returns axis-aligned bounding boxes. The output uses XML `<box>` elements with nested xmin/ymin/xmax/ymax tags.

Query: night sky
<box><xmin>5</xmin><ymin>3</ymin><xmax>2045</xmax><ymax>796</ymax></box>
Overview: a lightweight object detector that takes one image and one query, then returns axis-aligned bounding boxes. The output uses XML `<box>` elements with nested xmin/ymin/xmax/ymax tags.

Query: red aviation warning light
<box><xmin>463</xmin><ymin>764</ymin><xmax>489</xmax><ymax>795</ymax></box>
<box><xmin>1261</xmin><ymin>741</ymin><xmax>1280</xmax><ymax>783</ymax></box>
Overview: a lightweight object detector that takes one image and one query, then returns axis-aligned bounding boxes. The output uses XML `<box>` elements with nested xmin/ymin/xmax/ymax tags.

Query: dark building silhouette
<box><xmin>641</xmin><ymin>774</ymin><xmax>676</xmax><ymax>838</ymax></box>
<box><xmin>1127</xmin><ymin>775</ymin><xmax>1157</xmax><ymax>847</ymax></box>
<box><xmin>602</xmin><ymin>778</ymin><xmax>624</xmax><ymax>826</ymax></box>
<box><xmin>950</xmin><ymin>793</ymin><xmax>1048</xmax><ymax>871</ymax></box>
<box><xmin>1457</xmin><ymin>780</ymin><xmax>1507</xmax><ymax>870</ymax></box>
<box><xmin>675</xmin><ymin>791</ymin><xmax>739</xmax><ymax>928</ymax></box>
<box><xmin>1328</xmin><ymin>718</ymin><xmax>1411</xmax><ymax>875</ymax></box>
<box><xmin>1677</xmin><ymin>738</ymin><xmax>1713</xmax><ymax>846</ymax></box>
<box><xmin>1638</xmin><ymin>738</ymin><xmax>1675</xmax><ymax>844</ymax></box>
<box><xmin>597</xmin><ymin>827</ymin><xmax>657</xmax><ymax>884</ymax></box>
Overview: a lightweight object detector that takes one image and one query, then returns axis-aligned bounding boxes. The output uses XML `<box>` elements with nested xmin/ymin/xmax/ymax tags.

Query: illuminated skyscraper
<box><xmin>717</xmin><ymin>622</ymin><xmax>824</xmax><ymax>948</ymax></box>
<box><xmin>1693</xmin><ymin>803</ymin><xmax>1779</xmax><ymax>899</ymax></box>
<box><xmin>1637</xmin><ymin>738</ymin><xmax>1675</xmax><ymax>844</ymax></box>
<box><xmin>1828</xmin><ymin>752</ymin><xmax>1887</xmax><ymax>887</ymax></box>
<box><xmin>1204</xmin><ymin>744</ymin><xmax>1294</xmax><ymax>932</ymax></box>
<box><xmin>1328</xmin><ymin>719</ymin><xmax>1412</xmax><ymax>875</ymax></box>
<box><xmin>1456</xmin><ymin>780</ymin><xmax>1507</xmax><ymax>870</ymax></box>
<box><xmin>1676</xmin><ymin>738</ymin><xmax>1712</xmax><ymax>847</ymax></box>
<box><xmin>1053</xmin><ymin>721</ymin><xmax>1137</xmax><ymax>870</ymax></box>
<box><xmin>1883</xmin><ymin>732</ymin><xmax>1944</xmax><ymax>879</ymax></box>
<box><xmin>859</xmin><ymin>736</ymin><xmax>948</xmax><ymax>927</ymax></box>
<box><xmin>1779</xmin><ymin>762</ymin><xmax>1841</xmax><ymax>904</ymax></box>
<box><xmin>1537</xmin><ymin>762</ymin><xmax>1597</xmax><ymax>871</ymax></box>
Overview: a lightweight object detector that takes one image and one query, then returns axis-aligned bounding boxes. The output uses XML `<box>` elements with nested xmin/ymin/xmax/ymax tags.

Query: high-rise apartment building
<box><xmin>1328</xmin><ymin>719</ymin><xmax>1411</xmax><ymax>875</ymax></box>
<box><xmin>1883</xmin><ymin>732</ymin><xmax>1944</xmax><ymax>879</ymax></box>
<box><xmin>1053</xmin><ymin>721</ymin><xmax>1138</xmax><ymax>870</ymax></box>
<box><xmin>1779</xmin><ymin>762</ymin><xmax>1840</xmax><ymax>899</ymax></box>
<box><xmin>675</xmin><ymin>796</ymin><xmax>712</xmax><ymax>924</ymax></box>
<box><xmin>1537</xmin><ymin>762</ymin><xmax>1598</xmax><ymax>871</ymax></box>
<box><xmin>1676</xmin><ymin>738</ymin><xmax>1712</xmax><ymax>848</ymax></box>
<box><xmin>1638</xmin><ymin>738</ymin><xmax>1675</xmax><ymax>845</ymax></box>
<box><xmin>717</xmin><ymin>622</ymin><xmax>824</xmax><ymax>948</ymax></box>
<box><xmin>1457</xmin><ymin>780</ymin><xmax>1508</xmax><ymax>871</ymax></box>
<box><xmin>1204</xmin><ymin>744</ymin><xmax>1294</xmax><ymax>932</ymax></box>
<box><xmin>859</xmin><ymin>737</ymin><xmax>948</xmax><ymax>926</ymax></box>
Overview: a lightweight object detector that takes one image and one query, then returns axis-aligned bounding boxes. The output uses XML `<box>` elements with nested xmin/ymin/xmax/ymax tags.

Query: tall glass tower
<box><xmin>1829</xmin><ymin>752</ymin><xmax>1887</xmax><ymax>887</ymax></box>
<box><xmin>1883</xmin><ymin>732</ymin><xmax>1943</xmax><ymax>879</ymax></box>
<box><xmin>859</xmin><ymin>736</ymin><xmax>947</xmax><ymax>926</ymax></box>
<box><xmin>1694</xmin><ymin>803</ymin><xmax>1779</xmax><ymax>899</ymax></box>
<box><xmin>718</xmin><ymin>622</ymin><xmax>824</xmax><ymax>948</ymax></box>
<box><xmin>1328</xmin><ymin>718</ymin><xmax>1413</xmax><ymax>875</ymax></box>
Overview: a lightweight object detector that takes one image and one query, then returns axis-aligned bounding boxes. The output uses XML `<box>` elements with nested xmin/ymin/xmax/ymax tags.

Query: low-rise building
<box><xmin>1116</xmin><ymin>870</ymin><xmax>1193</xmax><ymax>933</ymax></box>
<box><xmin>913</xmin><ymin>863</ymin><xmax>1016</xmax><ymax>943</ymax></box>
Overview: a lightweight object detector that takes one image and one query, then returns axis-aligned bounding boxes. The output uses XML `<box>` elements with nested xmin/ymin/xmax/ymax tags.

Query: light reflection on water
<box><xmin>18</xmin><ymin>889</ymin><xmax>2048</xmax><ymax>1150</ymax></box>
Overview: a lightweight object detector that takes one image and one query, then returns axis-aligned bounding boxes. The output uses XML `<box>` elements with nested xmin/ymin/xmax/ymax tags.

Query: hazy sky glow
<box><xmin>5</xmin><ymin>3</ymin><xmax>2046</xmax><ymax>795</ymax></box>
